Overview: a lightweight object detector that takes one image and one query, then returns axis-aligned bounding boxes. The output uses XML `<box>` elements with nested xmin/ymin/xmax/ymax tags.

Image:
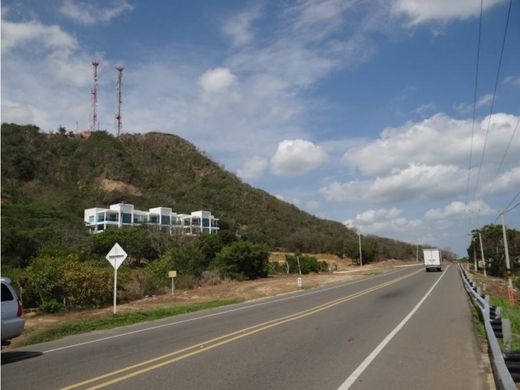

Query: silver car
<box><xmin>1</xmin><ymin>277</ymin><xmax>25</xmax><ymax>345</ymax></box>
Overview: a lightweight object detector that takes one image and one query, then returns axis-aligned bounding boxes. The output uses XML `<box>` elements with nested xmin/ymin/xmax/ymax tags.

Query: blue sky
<box><xmin>2</xmin><ymin>0</ymin><xmax>519</xmax><ymax>257</ymax></box>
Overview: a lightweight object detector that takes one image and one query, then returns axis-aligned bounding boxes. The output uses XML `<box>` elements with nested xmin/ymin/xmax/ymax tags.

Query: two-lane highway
<box><xmin>1</xmin><ymin>265</ymin><xmax>491</xmax><ymax>389</ymax></box>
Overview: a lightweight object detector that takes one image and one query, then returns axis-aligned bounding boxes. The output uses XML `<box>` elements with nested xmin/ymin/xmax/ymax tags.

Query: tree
<box><xmin>468</xmin><ymin>224</ymin><xmax>520</xmax><ymax>277</ymax></box>
<box><xmin>215</xmin><ymin>240</ymin><xmax>269</xmax><ymax>280</ymax></box>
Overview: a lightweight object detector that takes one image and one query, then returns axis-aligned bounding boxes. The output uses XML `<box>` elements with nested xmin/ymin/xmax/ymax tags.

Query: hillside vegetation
<box><xmin>1</xmin><ymin>123</ymin><xmax>421</xmax><ymax>310</ymax></box>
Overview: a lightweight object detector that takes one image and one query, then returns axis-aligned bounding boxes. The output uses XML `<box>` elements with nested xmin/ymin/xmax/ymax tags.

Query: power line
<box><xmin>495</xmin><ymin>115</ymin><xmax>519</xmax><ymax>177</ymax></box>
<box><xmin>494</xmin><ymin>190</ymin><xmax>520</xmax><ymax>223</ymax></box>
<box><xmin>472</xmin><ymin>0</ymin><xmax>513</xmax><ymax>206</ymax></box>
<box><xmin>465</xmin><ymin>0</ymin><xmax>484</xmax><ymax>231</ymax></box>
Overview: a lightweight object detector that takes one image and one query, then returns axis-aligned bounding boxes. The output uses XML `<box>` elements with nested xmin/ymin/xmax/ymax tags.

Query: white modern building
<box><xmin>84</xmin><ymin>203</ymin><xmax>219</xmax><ymax>235</ymax></box>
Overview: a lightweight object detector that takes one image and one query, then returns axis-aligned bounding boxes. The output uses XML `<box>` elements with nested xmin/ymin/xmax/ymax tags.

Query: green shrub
<box><xmin>39</xmin><ymin>299</ymin><xmax>64</xmax><ymax>313</ymax></box>
<box><xmin>21</xmin><ymin>255</ymin><xmax>115</xmax><ymax>309</ymax></box>
<box><xmin>285</xmin><ymin>254</ymin><xmax>328</xmax><ymax>274</ymax></box>
<box><xmin>215</xmin><ymin>240</ymin><xmax>269</xmax><ymax>280</ymax></box>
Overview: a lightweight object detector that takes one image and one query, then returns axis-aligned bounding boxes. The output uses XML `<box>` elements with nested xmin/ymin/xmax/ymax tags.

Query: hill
<box><xmin>1</xmin><ymin>123</ymin><xmax>417</xmax><ymax>266</ymax></box>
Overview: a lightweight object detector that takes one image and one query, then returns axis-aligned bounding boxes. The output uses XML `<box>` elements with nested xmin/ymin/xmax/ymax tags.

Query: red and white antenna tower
<box><xmin>115</xmin><ymin>66</ymin><xmax>124</xmax><ymax>137</ymax></box>
<box><xmin>90</xmin><ymin>60</ymin><xmax>100</xmax><ymax>131</ymax></box>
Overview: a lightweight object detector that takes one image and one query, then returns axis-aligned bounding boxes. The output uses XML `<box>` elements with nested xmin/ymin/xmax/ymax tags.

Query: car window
<box><xmin>1</xmin><ymin>283</ymin><xmax>14</xmax><ymax>301</ymax></box>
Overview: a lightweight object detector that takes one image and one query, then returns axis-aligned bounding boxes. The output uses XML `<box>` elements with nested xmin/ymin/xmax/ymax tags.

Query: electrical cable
<box><xmin>495</xmin><ymin>115</ymin><xmax>519</xmax><ymax>177</ymax></box>
<box><xmin>465</xmin><ymin>0</ymin><xmax>484</xmax><ymax>230</ymax></box>
<box><xmin>472</xmin><ymin>0</ymin><xmax>513</xmax><ymax>206</ymax></box>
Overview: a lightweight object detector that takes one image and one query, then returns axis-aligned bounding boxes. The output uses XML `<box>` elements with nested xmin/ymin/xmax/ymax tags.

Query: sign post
<box><xmin>168</xmin><ymin>271</ymin><xmax>177</xmax><ymax>296</ymax></box>
<box><xmin>106</xmin><ymin>243</ymin><xmax>128</xmax><ymax>314</ymax></box>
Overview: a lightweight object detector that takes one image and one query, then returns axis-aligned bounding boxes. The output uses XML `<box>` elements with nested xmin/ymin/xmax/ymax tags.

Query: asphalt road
<box><xmin>1</xmin><ymin>264</ymin><xmax>491</xmax><ymax>389</ymax></box>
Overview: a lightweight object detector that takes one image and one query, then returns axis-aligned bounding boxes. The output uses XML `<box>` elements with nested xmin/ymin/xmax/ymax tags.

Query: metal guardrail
<box><xmin>459</xmin><ymin>265</ymin><xmax>517</xmax><ymax>390</ymax></box>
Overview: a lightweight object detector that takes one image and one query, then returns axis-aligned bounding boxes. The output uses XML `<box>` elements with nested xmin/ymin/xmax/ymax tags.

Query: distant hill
<box><xmin>1</xmin><ymin>123</ymin><xmax>418</xmax><ymax>265</ymax></box>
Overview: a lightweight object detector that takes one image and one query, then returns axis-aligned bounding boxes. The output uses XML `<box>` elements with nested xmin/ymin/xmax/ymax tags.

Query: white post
<box><xmin>113</xmin><ymin>267</ymin><xmax>118</xmax><ymax>314</ymax></box>
<box><xmin>501</xmin><ymin>213</ymin><xmax>515</xmax><ymax>306</ymax></box>
<box><xmin>478</xmin><ymin>231</ymin><xmax>487</xmax><ymax>277</ymax></box>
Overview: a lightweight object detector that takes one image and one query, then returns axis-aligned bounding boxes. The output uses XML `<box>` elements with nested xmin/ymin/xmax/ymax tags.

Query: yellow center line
<box><xmin>62</xmin><ymin>269</ymin><xmax>422</xmax><ymax>390</ymax></box>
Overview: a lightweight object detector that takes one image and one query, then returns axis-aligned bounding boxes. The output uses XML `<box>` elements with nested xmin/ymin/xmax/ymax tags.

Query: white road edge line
<box><xmin>337</xmin><ymin>264</ymin><xmax>450</xmax><ymax>390</ymax></box>
<box><xmin>41</xmin><ymin>267</ymin><xmax>408</xmax><ymax>354</ymax></box>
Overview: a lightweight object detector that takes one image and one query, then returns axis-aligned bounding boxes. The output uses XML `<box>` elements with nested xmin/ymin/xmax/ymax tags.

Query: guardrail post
<box><xmin>502</xmin><ymin>319</ymin><xmax>512</xmax><ymax>352</ymax></box>
<box><xmin>485</xmin><ymin>295</ymin><xmax>490</xmax><ymax>304</ymax></box>
<box><xmin>496</xmin><ymin>306</ymin><xmax>502</xmax><ymax>319</ymax></box>
<box><xmin>477</xmin><ymin>286</ymin><xmax>482</xmax><ymax>296</ymax></box>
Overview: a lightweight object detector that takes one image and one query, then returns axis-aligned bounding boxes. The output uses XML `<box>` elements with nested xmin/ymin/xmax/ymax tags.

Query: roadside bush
<box><xmin>285</xmin><ymin>254</ymin><xmax>328</xmax><ymax>274</ymax></box>
<box><xmin>144</xmin><ymin>242</ymin><xmax>205</xmax><ymax>293</ymax></box>
<box><xmin>198</xmin><ymin>231</ymin><xmax>238</xmax><ymax>265</ymax></box>
<box><xmin>22</xmin><ymin>255</ymin><xmax>115</xmax><ymax>309</ymax></box>
<box><xmin>39</xmin><ymin>299</ymin><xmax>64</xmax><ymax>314</ymax></box>
<box><xmin>215</xmin><ymin>240</ymin><xmax>269</xmax><ymax>280</ymax></box>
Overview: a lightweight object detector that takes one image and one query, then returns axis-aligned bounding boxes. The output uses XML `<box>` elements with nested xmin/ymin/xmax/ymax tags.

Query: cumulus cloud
<box><xmin>271</xmin><ymin>139</ymin><xmax>328</xmax><ymax>176</ymax></box>
<box><xmin>424</xmin><ymin>200</ymin><xmax>494</xmax><ymax>220</ymax></box>
<box><xmin>59</xmin><ymin>0</ymin><xmax>134</xmax><ymax>25</ymax></box>
<box><xmin>481</xmin><ymin>167</ymin><xmax>520</xmax><ymax>197</ymax></box>
<box><xmin>392</xmin><ymin>0</ymin><xmax>503</xmax><ymax>26</ymax></box>
<box><xmin>198</xmin><ymin>67</ymin><xmax>237</xmax><ymax>93</ymax></box>
<box><xmin>1</xmin><ymin>19</ymin><xmax>77</xmax><ymax>52</ymax></box>
<box><xmin>321</xmin><ymin>163</ymin><xmax>467</xmax><ymax>203</ymax></box>
<box><xmin>237</xmin><ymin>157</ymin><xmax>267</xmax><ymax>179</ymax></box>
<box><xmin>342</xmin><ymin>113</ymin><xmax>520</xmax><ymax>176</ymax></box>
<box><xmin>455</xmin><ymin>93</ymin><xmax>494</xmax><ymax>114</ymax></box>
<box><xmin>344</xmin><ymin>207</ymin><xmax>423</xmax><ymax>235</ymax></box>
<box><xmin>1</xmin><ymin>14</ymin><xmax>94</xmax><ymax>129</ymax></box>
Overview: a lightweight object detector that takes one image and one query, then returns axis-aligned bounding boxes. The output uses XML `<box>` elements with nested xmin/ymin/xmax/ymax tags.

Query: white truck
<box><xmin>423</xmin><ymin>248</ymin><xmax>442</xmax><ymax>272</ymax></box>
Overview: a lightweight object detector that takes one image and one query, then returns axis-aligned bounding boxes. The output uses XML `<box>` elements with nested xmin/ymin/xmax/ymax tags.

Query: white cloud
<box><xmin>344</xmin><ymin>207</ymin><xmax>423</xmax><ymax>236</ymax></box>
<box><xmin>481</xmin><ymin>167</ymin><xmax>520</xmax><ymax>197</ymax></box>
<box><xmin>198</xmin><ymin>67</ymin><xmax>237</xmax><ymax>93</ymax></box>
<box><xmin>425</xmin><ymin>200</ymin><xmax>494</xmax><ymax>220</ymax></box>
<box><xmin>271</xmin><ymin>139</ymin><xmax>328</xmax><ymax>176</ymax></box>
<box><xmin>392</xmin><ymin>0</ymin><xmax>503</xmax><ymax>26</ymax></box>
<box><xmin>342</xmin><ymin>113</ymin><xmax>520</xmax><ymax>176</ymax></box>
<box><xmin>413</xmin><ymin>103</ymin><xmax>436</xmax><ymax>116</ymax></box>
<box><xmin>455</xmin><ymin>93</ymin><xmax>494</xmax><ymax>114</ymax></box>
<box><xmin>59</xmin><ymin>0</ymin><xmax>134</xmax><ymax>25</ymax></box>
<box><xmin>321</xmin><ymin>163</ymin><xmax>467</xmax><ymax>203</ymax></box>
<box><xmin>1</xmin><ymin>14</ymin><xmax>94</xmax><ymax>130</ymax></box>
<box><xmin>1</xmin><ymin>19</ymin><xmax>77</xmax><ymax>52</ymax></box>
<box><xmin>223</xmin><ymin>5</ymin><xmax>262</xmax><ymax>46</ymax></box>
<box><xmin>237</xmin><ymin>157</ymin><xmax>267</xmax><ymax>179</ymax></box>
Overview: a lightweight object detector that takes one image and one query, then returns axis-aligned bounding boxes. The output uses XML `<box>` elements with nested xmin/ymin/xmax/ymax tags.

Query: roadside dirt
<box><xmin>10</xmin><ymin>259</ymin><xmax>415</xmax><ymax>349</ymax></box>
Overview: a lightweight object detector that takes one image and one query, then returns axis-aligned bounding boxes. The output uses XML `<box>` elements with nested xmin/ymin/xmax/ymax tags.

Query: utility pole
<box><xmin>478</xmin><ymin>231</ymin><xmax>487</xmax><ymax>277</ymax></box>
<box><xmin>358</xmin><ymin>233</ymin><xmax>363</xmax><ymax>267</ymax></box>
<box><xmin>416</xmin><ymin>244</ymin><xmax>419</xmax><ymax>262</ymax></box>
<box><xmin>501</xmin><ymin>212</ymin><xmax>515</xmax><ymax>306</ymax></box>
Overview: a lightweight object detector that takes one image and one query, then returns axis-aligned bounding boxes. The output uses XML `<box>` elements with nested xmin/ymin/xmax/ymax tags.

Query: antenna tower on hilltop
<box><xmin>115</xmin><ymin>66</ymin><xmax>124</xmax><ymax>137</ymax></box>
<box><xmin>90</xmin><ymin>60</ymin><xmax>100</xmax><ymax>131</ymax></box>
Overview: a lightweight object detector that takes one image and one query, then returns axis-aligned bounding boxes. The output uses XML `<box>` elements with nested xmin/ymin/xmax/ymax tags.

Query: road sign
<box><xmin>106</xmin><ymin>243</ymin><xmax>128</xmax><ymax>314</ymax></box>
<box><xmin>106</xmin><ymin>243</ymin><xmax>128</xmax><ymax>270</ymax></box>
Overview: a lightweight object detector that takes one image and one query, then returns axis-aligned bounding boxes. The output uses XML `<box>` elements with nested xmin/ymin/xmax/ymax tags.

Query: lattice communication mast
<box><xmin>115</xmin><ymin>66</ymin><xmax>124</xmax><ymax>137</ymax></box>
<box><xmin>90</xmin><ymin>60</ymin><xmax>100</xmax><ymax>132</ymax></box>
